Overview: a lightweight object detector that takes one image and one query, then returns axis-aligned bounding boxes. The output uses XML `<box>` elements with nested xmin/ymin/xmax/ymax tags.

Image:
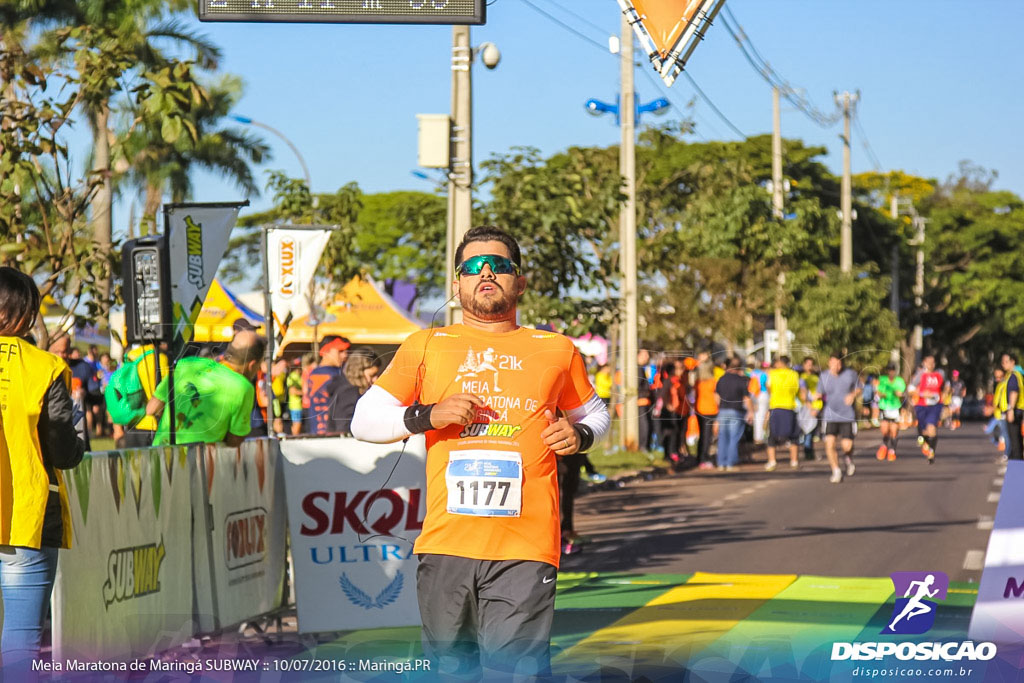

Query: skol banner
<box><xmin>52</xmin><ymin>448</ymin><xmax>194</xmax><ymax>661</ymax></box>
<box><xmin>165</xmin><ymin>202</ymin><xmax>246</xmax><ymax>346</ymax></box>
<box><xmin>266</xmin><ymin>227</ymin><xmax>331</xmax><ymax>343</ymax></box>
<box><xmin>969</xmin><ymin>460</ymin><xmax>1024</xmax><ymax>643</ymax></box>
<box><xmin>192</xmin><ymin>439</ymin><xmax>288</xmax><ymax>632</ymax></box>
<box><xmin>279</xmin><ymin>436</ymin><xmax>427</xmax><ymax>633</ymax></box>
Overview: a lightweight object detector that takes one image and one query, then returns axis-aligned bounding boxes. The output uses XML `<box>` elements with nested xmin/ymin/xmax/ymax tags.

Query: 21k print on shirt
<box><xmin>374</xmin><ymin>325</ymin><xmax>595</xmax><ymax>567</ymax></box>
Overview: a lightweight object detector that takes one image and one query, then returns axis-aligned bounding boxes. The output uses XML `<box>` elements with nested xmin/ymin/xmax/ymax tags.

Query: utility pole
<box><xmin>912</xmin><ymin>214</ymin><xmax>925</xmax><ymax>367</ymax></box>
<box><xmin>446</xmin><ymin>26</ymin><xmax>473</xmax><ymax>325</ymax></box>
<box><xmin>619</xmin><ymin>11</ymin><xmax>639</xmax><ymax>450</ymax></box>
<box><xmin>772</xmin><ymin>86</ymin><xmax>788</xmax><ymax>359</ymax></box>
<box><xmin>835</xmin><ymin>91</ymin><xmax>858</xmax><ymax>273</ymax></box>
<box><xmin>890</xmin><ymin>194</ymin><xmax>901</xmax><ymax>365</ymax></box>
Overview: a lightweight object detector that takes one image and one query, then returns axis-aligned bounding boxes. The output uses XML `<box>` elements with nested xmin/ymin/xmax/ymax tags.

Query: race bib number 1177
<box><xmin>446</xmin><ymin>450</ymin><xmax>523</xmax><ymax>517</ymax></box>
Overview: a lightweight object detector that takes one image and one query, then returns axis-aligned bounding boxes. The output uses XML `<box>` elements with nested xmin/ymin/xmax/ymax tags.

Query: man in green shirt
<box><xmin>875</xmin><ymin>363</ymin><xmax>906</xmax><ymax>461</ymax></box>
<box><xmin>146</xmin><ymin>332</ymin><xmax>265</xmax><ymax>446</ymax></box>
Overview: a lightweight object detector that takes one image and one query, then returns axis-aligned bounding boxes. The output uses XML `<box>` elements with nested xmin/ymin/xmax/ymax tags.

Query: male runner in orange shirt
<box><xmin>351</xmin><ymin>226</ymin><xmax>609</xmax><ymax>677</ymax></box>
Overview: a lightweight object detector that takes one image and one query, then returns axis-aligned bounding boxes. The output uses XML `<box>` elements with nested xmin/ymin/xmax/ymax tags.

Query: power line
<box><xmin>679</xmin><ymin>71</ymin><xmax>747</xmax><ymax>139</ymax></box>
<box><xmin>534</xmin><ymin>0</ymin><xmax>611</xmax><ymax>41</ymax></box>
<box><xmin>521</xmin><ymin>0</ymin><xmax>748</xmax><ymax>140</ymax></box>
<box><xmin>853</xmin><ymin>113</ymin><xmax>882</xmax><ymax>171</ymax></box>
<box><xmin>517</xmin><ymin>0</ymin><xmax>614</xmax><ymax>55</ymax></box>
<box><xmin>719</xmin><ymin>5</ymin><xmax>841</xmax><ymax>128</ymax></box>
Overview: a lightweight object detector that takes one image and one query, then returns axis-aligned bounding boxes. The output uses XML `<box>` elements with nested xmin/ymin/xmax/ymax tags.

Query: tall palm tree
<box><xmin>26</xmin><ymin>0</ymin><xmax>222</xmax><ymax>301</ymax></box>
<box><xmin>117</xmin><ymin>74</ymin><xmax>271</xmax><ymax>233</ymax></box>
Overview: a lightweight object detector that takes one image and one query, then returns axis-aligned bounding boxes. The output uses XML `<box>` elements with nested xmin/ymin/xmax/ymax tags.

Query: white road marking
<box><xmin>998</xmin><ymin>465</ymin><xmax>1007</xmax><ymax>475</ymax></box>
<box><xmin>978</xmin><ymin>516</ymin><xmax>994</xmax><ymax>531</ymax></box>
<box><xmin>988</xmin><ymin>492</ymin><xmax>1001</xmax><ymax>503</ymax></box>
<box><xmin>963</xmin><ymin>550</ymin><xmax>986</xmax><ymax>571</ymax></box>
<box><xmin>740</xmin><ymin>487</ymin><xmax>757</xmax><ymax>495</ymax></box>
<box><xmin>993</xmin><ymin>478</ymin><xmax>1004</xmax><ymax>487</ymax></box>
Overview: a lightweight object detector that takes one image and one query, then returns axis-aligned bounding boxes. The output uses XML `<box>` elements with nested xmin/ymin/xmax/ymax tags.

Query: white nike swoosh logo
<box><xmin>542</xmin><ymin>577</ymin><xmax>554</xmax><ymax>584</ymax></box>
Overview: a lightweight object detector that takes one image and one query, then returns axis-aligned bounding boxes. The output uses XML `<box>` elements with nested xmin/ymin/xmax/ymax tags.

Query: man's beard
<box><xmin>461</xmin><ymin>282</ymin><xmax>517</xmax><ymax>319</ymax></box>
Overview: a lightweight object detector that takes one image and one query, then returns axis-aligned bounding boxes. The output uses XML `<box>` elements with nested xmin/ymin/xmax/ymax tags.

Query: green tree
<box><xmin>30</xmin><ymin>0</ymin><xmax>220</xmax><ymax>300</ymax></box>
<box><xmin>117</xmin><ymin>72</ymin><xmax>270</xmax><ymax>234</ymax></box>
<box><xmin>0</xmin><ymin>34</ymin><xmax>109</xmax><ymax>344</ymax></box>
<box><xmin>789</xmin><ymin>267</ymin><xmax>900</xmax><ymax>371</ymax></box>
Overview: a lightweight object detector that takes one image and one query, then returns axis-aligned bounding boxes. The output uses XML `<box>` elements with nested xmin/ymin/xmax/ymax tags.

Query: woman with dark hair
<box><xmin>0</xmin><ymin>267</ymin><xmax>85</xmax><ymax>675</ymax></box>
<box><xmin>334</xmin><ymin>347</ymin><xmax>382</xmax><ymax>435</ymax></box>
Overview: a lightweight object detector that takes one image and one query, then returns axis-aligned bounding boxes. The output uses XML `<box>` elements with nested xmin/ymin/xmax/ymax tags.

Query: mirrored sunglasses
<box><xmin>456</xmin><ymin>254</ymin><xmax>520</xmax><ymax>277</ymax></box>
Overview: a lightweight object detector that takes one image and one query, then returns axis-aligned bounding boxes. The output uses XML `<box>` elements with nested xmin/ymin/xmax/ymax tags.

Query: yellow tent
<box><xmin>191</xmin><ymin>279</ymin><xmax>266</xmax><ymax>343</ymax></box>
<box><xmin>279</xmin><ymin>277</ymin><xmax>423</xmax><ymax>350</ymax></box>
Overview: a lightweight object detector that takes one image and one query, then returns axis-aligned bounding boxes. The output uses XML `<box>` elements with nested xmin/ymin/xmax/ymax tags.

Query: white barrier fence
<box><xmin>968</xmin><ymin>460</ymin><xmax>1024</xmax><ymax>643</ymax></box>
<box><xmin>53</xmin><ymin>447</ymin><xmax>196</xmax><ymax>661</ymax></box>
<box><xmin>192</xmin><ymin>439</ymin><xmax>288</xmax><ymax>632</ymax></box>
<box><xmin>279</xmin><ymin>436</ymin><xmax>426</xmax><ymax>633</ymax></box>
<box><xmin>52</xmin><ymin>440</ymin><xmax>288</xmax><ymax>661</ymax></box>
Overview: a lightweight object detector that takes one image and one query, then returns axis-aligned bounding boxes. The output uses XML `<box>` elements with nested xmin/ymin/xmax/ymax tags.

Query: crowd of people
<box><xmin>594</xmin><ymin>348</ymin><xmax>1014</xmax><ymax>485</ymax></box>
<box><xmin>2</xmin><ymin>218</ymin><xmax>1019</xmax><ymax>680</ymax></box>
<box><xmin>46</xmin><ymin>325</ymin><xmax>385</xmax><ymax>450</ymax></box>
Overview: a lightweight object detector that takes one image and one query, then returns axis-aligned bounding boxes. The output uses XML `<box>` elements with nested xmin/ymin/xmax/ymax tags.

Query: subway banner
<box><xmin>192</xmin><ymin>439</ymin><xmax>288</xmax><ymax>632</ymax></box>
<box><xmin>266</xmin><ymin>226</ymin><xmax>332</xmax><ymax>345</ymax></box>
<box><xmin>52</xmin><ymin>448</ymin><xmax>194</xmax><ymax>661</ymax></box>
<box><xmin>279</xmin><ymin>436</ymin><xmax>427</xmax><ymax>632</ymax></box>
<box><xmin>165</xmin><ymin>202</ymin><xmax>246</xmax><ymax>347</ymax></box>
<box><xmin>969</xmin><ymin>460</ymin><xmax>1024</xmax><ymax>643</ymax></box>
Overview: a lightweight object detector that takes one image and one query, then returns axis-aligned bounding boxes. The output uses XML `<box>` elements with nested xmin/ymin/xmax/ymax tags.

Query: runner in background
<box><xmin>948</xmin><ymin>370</ymin><xmax>966</xmax><ymax>430</ymax></box>
<box><xmin>908</xmin><ymin>354</ymin><xmax>946</xmax><ymax>463</ymax></box>
<box><xmin>819</xmin><ymin>352</ymin><xmax>862</xmax><ymax>484</ymax></box>
<box><xmin>875</xmin><ymin>364</ymin><xmax>906</xmax><ymax>461</ymax></box>
<box><xmin>799</xmin><ymin>356</ymin><xmax>822</xmax><ymax>461</ymax></box>
<box><xmin>765</xmin><ymin>355</ymin><xmax>801</xmax><ymax>471</ymax></box>
<box><xmin>749</xmin><ymin>361</ymin><xmax>770</xmax><ymax>445</ymax></box>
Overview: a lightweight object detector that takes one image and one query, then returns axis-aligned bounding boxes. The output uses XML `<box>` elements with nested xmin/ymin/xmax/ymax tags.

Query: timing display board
<box><xmin>199</xmin><ymin>0</ymin><xmax>486</xmax><ymax>24</ymax></box>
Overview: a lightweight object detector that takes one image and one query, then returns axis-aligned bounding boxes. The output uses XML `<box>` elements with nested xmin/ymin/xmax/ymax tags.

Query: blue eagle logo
<box><xmin>339</xmin><ymin>572</ymin><xmax>404</xmax><ymax>610</ymax></box>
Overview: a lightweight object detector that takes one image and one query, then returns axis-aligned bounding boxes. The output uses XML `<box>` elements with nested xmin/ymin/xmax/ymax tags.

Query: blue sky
<box><xmin>109</xmin><ymin>0</ymin><xmax>1024</xmax><ymax>227</ymax></box>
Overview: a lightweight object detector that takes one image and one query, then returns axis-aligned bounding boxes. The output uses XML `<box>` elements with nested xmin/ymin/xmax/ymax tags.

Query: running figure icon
<box><xmin>888</xmin><ymin>574</ymin><xmax>939</xmax><ymax>632</ymax></box>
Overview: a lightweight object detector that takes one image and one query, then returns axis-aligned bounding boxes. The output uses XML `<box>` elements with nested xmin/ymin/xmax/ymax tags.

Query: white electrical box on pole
<box><xmin>620</xmin><ymin>11</ymin><xmax>639</xmax><ymax>450</ymax></box>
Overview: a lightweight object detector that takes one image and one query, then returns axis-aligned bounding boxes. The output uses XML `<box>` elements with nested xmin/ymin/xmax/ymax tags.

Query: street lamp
<box><xmin>584</xmin><ymin>94</ymin><xmax>671</xmax><ymax>126</ymax></box>
<box><xmin>230</xmin><ymin>114</ymin><xmax>313</xmax><ymax>195</ymax></box>
<box><xmin>585</xmin><ymin>88</ymin><xmax>669</xmax><ymax>451</ymax></box>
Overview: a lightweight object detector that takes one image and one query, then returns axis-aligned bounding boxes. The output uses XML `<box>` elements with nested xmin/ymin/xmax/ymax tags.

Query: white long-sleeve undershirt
<box><xmin>350</xmin><ymin>386</ymin><xmax>611</xmax><ymax>445</ymax></box>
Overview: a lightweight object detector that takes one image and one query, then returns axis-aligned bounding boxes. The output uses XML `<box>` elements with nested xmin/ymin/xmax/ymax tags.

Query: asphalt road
<box><xmin>562</xmin><ymin>423</ymin><xmax>1004</xmax><ymax>583</ymax></box>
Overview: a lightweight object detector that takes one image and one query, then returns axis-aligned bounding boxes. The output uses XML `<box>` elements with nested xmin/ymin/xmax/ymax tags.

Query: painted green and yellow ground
<box><xmin>300</xmin><ymin>571</ymin><xmax>982</xmax><ymax>679</ymax></box>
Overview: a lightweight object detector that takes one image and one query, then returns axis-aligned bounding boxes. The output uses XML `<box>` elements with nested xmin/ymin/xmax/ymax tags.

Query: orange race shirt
<box><xmin>374</xmin><ymin>324</ymin><xmax>595</xmax><ymax>567</ymax></box>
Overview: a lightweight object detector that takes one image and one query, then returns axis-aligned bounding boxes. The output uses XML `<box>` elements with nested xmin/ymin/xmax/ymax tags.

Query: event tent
<box><xmin>278</xmin><ymin>277</ymin><xmax>423</xmax><ymax>351</ymax></box>
<box><xmin>191</xmin><ymin>278</ymin><xmax>266</xmax><ymax>343</ymax></box>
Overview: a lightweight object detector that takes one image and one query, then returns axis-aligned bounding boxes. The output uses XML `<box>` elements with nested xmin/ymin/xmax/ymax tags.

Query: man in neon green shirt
<box><xmin>876</xmin><ymin>363</ymin><xmax>906</xmax><ymax>461</ymax></box>
<box><xmin>146</xmin><ymin>332</ymin><xmax>264</xmax><ymax>446</ymax></box>
<box><xmin>765</xmin><ymin>355</ymin><xmax>801</xmax><ymax>471</ymax></box>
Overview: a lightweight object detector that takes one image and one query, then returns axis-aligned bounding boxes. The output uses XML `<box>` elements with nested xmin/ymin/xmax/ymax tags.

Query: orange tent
<box><xmin>278</xmin><ymin>277</ymin><xmax>423</xmax><ymax>351</ymax></box>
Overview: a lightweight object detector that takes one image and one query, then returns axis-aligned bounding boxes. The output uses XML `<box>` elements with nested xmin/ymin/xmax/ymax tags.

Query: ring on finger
<box><xmin>563</xmin><ymin>438</ymin><xmax>569</xmax><ymax>450</ymax></box>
